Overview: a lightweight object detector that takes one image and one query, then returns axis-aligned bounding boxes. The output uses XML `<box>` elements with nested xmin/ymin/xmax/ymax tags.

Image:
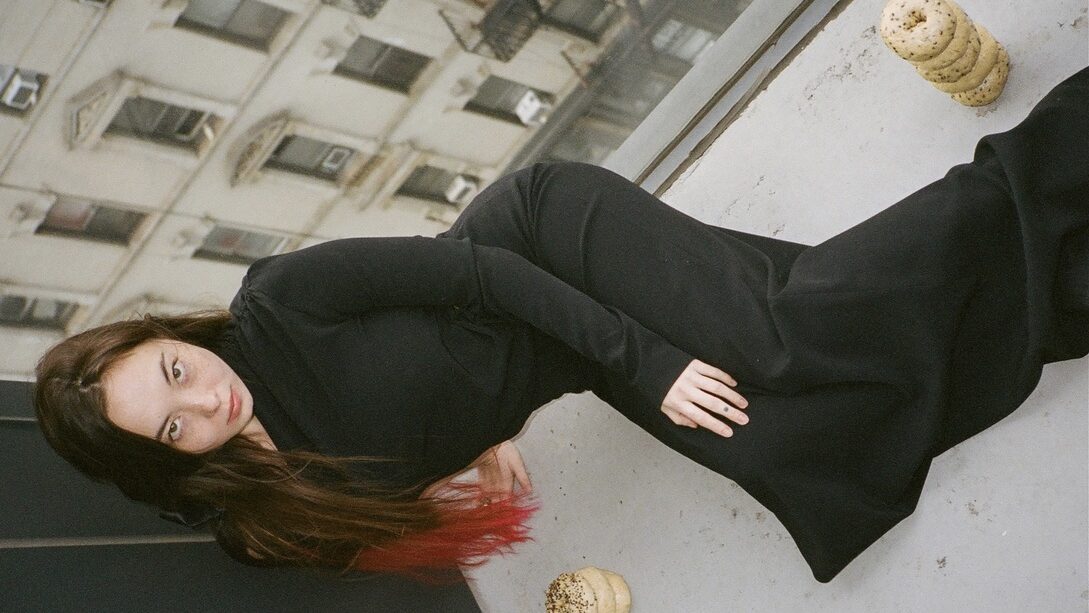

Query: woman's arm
<box><xmin>245</xmin><ymin>236</ymin><xmax>691</xmax><ymax>407</ymax></box>
<box><xmin>245</xmin><ymin>236</ymin><xmax>747</xmax><ymax>435</ymax></box>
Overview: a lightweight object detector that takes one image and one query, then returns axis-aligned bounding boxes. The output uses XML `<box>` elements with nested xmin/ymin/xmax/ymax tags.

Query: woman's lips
<box><xmin>227</xmin><ymin>388</ymin><xmax>240</xmax><ymax>424</ymax></box>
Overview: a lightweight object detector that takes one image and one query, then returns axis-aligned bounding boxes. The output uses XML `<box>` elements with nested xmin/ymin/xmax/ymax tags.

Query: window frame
<box><xmin>174</xmin><ymin>0</ymin><xmax>290</xmax><ymax>51</ymax></box>
<box><xmin>191</xmin><ymin>224</ymin><xmax>289</xmax><ymax>266</ymax></box>
<box><xmin>263</xmin><ymin>135</ymin><xmax>359</xmax><ymax>182</ymax></box>
<box><xmin>394</xmin><ymin>164</ymin><xmax>480</xmax><ymax>206</ymax></box>
<box><xmin>332</xmin><ymin>36</ymin><xmax>432</xmax><ymax>94</ymax></box>
<box><xmin>0</xmin><ymin>294</ymin><xmax>81</xmax><ymax>332</ymax></box>
<box><xmin>463</xmin><ymin>75</ymin><xmax>555</xmax><ymax>126</ymax></box>
<box><xmin>66</xmin><ymin>72</ymin><xmax>238</xmax><ymax>161</ymax></box>
<box><xmin>104</xmin><ymin>96</ymin><xmax>214</xmax><ymax>152</ymax></box>
<box><xmin>34</xmin><ymin>197</ymin><xmax>148</xmax><ymax>246</ymax></box>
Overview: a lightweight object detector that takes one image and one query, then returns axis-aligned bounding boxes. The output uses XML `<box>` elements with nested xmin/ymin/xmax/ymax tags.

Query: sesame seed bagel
<box><xmin>880</xmin><ymin>0</ymin><xmax>958</xmax><ymax>62</ymax></box>
<box><xmin>545</xmin><ymin>567</ymin><xmax>631</xmax><ymax>613</ymax></box>
<box><xmin>912</xmin><ymin>1</ymin><xmax>973</xmax><ymax>70</ymax></box>
<box><xmin>932</xmin><ymin>25</ymin><xmax>1000</xmax><ymax>93</ymax></box>
<box><xmin>546</xmin><ymin>572</ymin><xmax>597</xmax><ymax>613</ymax></box>
<box><xmin>952</xmin><ymin>44</ymin><xmax>1009</xmax><ymax>106</ymax></box>
<box><xmin>915</xmin><ymin>20</ymin><xmax>981</xmax><ymax>83</ymax></box>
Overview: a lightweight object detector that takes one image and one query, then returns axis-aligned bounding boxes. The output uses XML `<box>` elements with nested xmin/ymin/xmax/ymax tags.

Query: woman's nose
<box><xmin>184</xmin><ymin>389</ymin><xmax>219</xmax><ymax>417</ymax></box>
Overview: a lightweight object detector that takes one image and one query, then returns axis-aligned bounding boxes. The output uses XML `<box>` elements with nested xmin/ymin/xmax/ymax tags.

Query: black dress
<box><xmin>217</xmin><ymin>67</ymin><xmax>1088</xmax><ymax>583</ymax></box>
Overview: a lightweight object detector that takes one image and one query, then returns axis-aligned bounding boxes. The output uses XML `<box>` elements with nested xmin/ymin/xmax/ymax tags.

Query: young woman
<box><xmin>34</xmin><ymin>67</ymin><xmax>1087</xmax><ymax>584</ymax></box>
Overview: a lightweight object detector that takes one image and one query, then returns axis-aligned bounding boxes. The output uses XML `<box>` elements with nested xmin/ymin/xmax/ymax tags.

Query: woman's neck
<box><xmin>241</xmin><ymin>415</ymin><xmax>278</xmax><ymax>451</ymax></box>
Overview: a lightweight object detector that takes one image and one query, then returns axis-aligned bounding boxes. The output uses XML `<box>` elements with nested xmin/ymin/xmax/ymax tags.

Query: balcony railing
<box><xmin>441</xmin><ymin>0</ymin><xmax>543</xmax><ymax>62</ymax></box>
<box><xmin>324</xmin><ymin>0</ymin><xmax>388</xmax><ymax>18</ymax></box>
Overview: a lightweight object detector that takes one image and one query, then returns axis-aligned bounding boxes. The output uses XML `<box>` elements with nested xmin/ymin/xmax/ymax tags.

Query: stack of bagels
<box><xmin>546</xmin><ymin>566</ymin><xmax>631</xmax><ymax>613</ymax></box>
<box><xmin>880</xmin><ymin>0</ymin><xmax>1009</xmax><ymax>106</ymax></box>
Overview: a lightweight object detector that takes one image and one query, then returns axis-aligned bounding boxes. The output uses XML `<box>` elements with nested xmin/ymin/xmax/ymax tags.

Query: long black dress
<box><xmin>217</xmin><ymin>67</ymin><xmax>1088</xmax><ymax>583</ymax></box>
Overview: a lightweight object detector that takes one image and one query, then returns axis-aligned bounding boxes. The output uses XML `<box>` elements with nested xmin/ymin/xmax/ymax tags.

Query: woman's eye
<box><xmin>171</xmin><ymin>359</ymin><xmax>185</xmax><ymax>382</ymax></box>
<box><xmin>167</xmin><ymin>417</ymin><xmax>182</xmax><ymax>442</ymax></box>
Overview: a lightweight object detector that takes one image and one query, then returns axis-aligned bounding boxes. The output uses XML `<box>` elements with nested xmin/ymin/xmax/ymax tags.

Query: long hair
<box><xmin>33</xmin><ymin>310</ymin><xmax>537</xmax><ymax>582</ymax></box>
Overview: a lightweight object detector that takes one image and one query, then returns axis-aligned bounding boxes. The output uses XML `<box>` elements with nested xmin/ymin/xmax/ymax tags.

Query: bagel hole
<box><xmin>906</xmin><ymin>11</ymin><xmax>927</xmax><ymax>28</ymax></box>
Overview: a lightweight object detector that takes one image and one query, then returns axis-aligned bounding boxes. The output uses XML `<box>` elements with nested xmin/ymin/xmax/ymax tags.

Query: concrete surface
<box><xmin>469</xmin><ymin>0</ymin><xmax>1088</xmax><ymax>610</ymax></box>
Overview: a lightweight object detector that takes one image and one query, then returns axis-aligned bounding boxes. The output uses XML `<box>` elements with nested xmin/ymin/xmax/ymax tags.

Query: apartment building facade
<box><xmin>0</xmin><ymin>0</ymin><xmax>745</xmax><ymax>377</ymax></box>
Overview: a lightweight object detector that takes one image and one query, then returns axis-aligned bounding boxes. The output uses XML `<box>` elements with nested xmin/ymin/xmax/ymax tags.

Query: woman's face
<box><xmin>103</xmin><ymin>339</ymin><xmax>258</xmax><ymax>454</ymax></box>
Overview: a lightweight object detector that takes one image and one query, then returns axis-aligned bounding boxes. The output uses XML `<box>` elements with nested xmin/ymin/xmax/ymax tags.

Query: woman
<box><xmin>34</xmin><ymin>67</ymin><xmax>1087</xmax><ymax>584</ymax></box>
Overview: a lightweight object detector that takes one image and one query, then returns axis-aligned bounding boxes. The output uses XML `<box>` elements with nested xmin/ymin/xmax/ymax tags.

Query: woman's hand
<box><xmin>419</xmin><ymin>440</ymin><xmax>532</xmax><ymax>503</ymax></box>
<box><xmin>661</xmin><ymin>359</ymin><xmax>749</xmax><ymax>437</ymax></box>
<box><xmin>474</xmin><ymin>440</ymin><xmax>532</xmax><ymax>503</ymax></box>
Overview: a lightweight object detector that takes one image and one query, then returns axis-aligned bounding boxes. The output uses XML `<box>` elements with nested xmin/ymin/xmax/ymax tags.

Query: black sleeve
<box><xmin>244</xmin><ymin>236</ymin><xmax>692</xmax><ymax>405</ymax></box>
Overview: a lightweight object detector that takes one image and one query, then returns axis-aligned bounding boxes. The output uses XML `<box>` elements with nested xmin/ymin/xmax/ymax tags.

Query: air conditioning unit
<box><xmin>514</xmin><ymin>89</ymin><xmax>552</xmax><ymax>126</ymax></box>
<box><xmin>2</xmin><ymin>73</ymin><xmax>40</xmax><ymax>111</ymax></box>
<box><xmin>320</xmin><ymin>147</ymin><xmax>354</xmax><ymax>173</ymax></box>
<box><xmin>169</xmin><ymin>110</ymin><xmax>210</xmax><ymax>143</ymax></box>
<box><xmin>445</xmin><ymin>174</ymin><xmax>479</xmax><ymax>205</ymax></box>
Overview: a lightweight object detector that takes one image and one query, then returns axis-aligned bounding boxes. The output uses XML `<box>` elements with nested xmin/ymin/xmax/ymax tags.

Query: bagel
<box><xmin>952</xmin><ymin>44</ymin><xmax>1009</xmax><ymax>106</ymax></box>
<box><xmin>880</xmin><ymin>0</ymin><xmax>958</xmax><ymax>62</ymax></box>
<box><xmin>546</xmin><ymin>567</ymin><xmax>631</xmax><ymax>613</ymax></box>
<box><xmin>932</xmin><ymin>25</ymin><xmax>1000</xmax><ymax>93</ymax></box>
<box><xmin>601</xmin><ymin>570</ymin><xmax>632</xmax><ymax>613</ymax></box>
<box><xmin>577</xmin><ymin>567</ymin><xmax>616</xmax><ymax>613</ymax></box>
<box><xmin>911</xmin><ymin>2</ymin><xmax>973</xmax><ymax>70</ymax></box>
<box><xmin>915</xmin><ymin>21</ymin><xmax>980</xmax><ymax>83</ymax></box>
<box><xmin>546</xmin><ymin>572</ymin><xmax>598</xmax><ymax>613</ymax></box>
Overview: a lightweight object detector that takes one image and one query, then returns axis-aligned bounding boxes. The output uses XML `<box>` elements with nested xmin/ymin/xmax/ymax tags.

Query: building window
<box><xmin>334</xmin><ymin>36</ymin><xmax>431</xmax><ymax>93</ymax></box>
<box><xmin>464</xmin><ymin>75</ymin><xmax>553</xmax><ymax>125</ymax></box>
<box><xmin>0</xmin><ymin>295</ymin><xmax>78</xmax><ymax>330</ymax></box>
<box><xmin>263</xmin><ymin>135</ymin><xmax>357</xmax><ymax>182</ymax></box>
<box><xmin>105</xmin><ymin>97</ymin><xmax>214</xmax><ymax>151</ymax></box>
<box><xmin>176</xmin><ymin>0</ymin><xmax>289</xmax><ymax>49</ymax></box>
<box><xmin>544</xmin><ymin>116</ymin><xmax>628</xmax><ymax>165</ymax></box>
<box><xmin>396</xmin><ymin>165</ymin><xmax>479</xmax><ymax>205</ymax></box>
<box><xmin>651</xmin><ymin>19</ymin><xmax>718</xmax><ymax>65</ymax></box>
<box><xmin>35</xmin><ymin>198</ymin><xmax>146</xmax><ymax>245</ymax></box>
<box><xmin>542</xmin><ymin>0</ymin><xmax>619</xmax><ymax>42</ymax></box>
<box><xmin>193</xmin><ymin>225</ymin><xmax>286</xmax><ymax>265</ymax></box>
<box><xmin>0</xmin><ymin>65</ymin><xmax>46</xmax><ymax>114</ymax></box>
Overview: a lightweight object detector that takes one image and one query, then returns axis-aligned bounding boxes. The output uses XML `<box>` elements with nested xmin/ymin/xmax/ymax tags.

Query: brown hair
<box><xmin>33</xmin><ymin>311</ymin><xmax>535</xmax><ymax>581</ymax></box>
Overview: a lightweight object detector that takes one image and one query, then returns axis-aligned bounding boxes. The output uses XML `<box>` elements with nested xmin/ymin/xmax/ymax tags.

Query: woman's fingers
<box><xmin>691</xmin><ymin>361</ymin><xmax>747</xmax><ymax>406</ymax></box>
<box><xmin>693</xmin><ymin>360</ymin><xmax>738</xmax><ymax>387</ymax></box>
<box><xmin>663</xmin><ymin>408</ymin><xmax>700</xmax><ymax>428</ymax></box>
<box><xmin>497</xmin><ymin>441</ymin><xmax>532</xmax><ymax>493</ymax></box>
<box><xmin>678</xmin><ymin>401</ymin><xmax>734</xmax><ymax>437</ymax></box>
<box><xmin>665</xmin><ymin>401</ymin><xmax>733</xmax><ymax>438</ymax></box>
<box><xmin>688</xmin><ymin>387</ymin><xmax>748</xmax><ymax>425</ymax></box>
<box><xmin>511</xmin><ymin>458</ymin><xmax>532</xmax><ymax>492</ymax></box>
<box><xmin>662</xmin><ymin>360</ymin><xmax>750</xmax><ymax>438</ymax></box>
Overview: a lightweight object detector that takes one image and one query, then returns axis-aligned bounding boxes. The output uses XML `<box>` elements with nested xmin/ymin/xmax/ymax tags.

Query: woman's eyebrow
<box><xmin>155</xmin><ymin>351</ymin><xmax>170</xmax><ymax>441</ymax></box>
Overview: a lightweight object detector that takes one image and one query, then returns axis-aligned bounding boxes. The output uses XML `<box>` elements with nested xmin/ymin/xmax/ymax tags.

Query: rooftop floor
<box><xmin>469</xmin><ymin>0</ymin><xmax>1089</xmax><ymax>610</ymax></box>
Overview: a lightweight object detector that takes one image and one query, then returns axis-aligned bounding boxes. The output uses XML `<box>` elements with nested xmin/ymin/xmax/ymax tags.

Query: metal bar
<box><xmin>0</xmin><ymin>534</ymin><xmax>216</xmax><ymax>549</ymax></box>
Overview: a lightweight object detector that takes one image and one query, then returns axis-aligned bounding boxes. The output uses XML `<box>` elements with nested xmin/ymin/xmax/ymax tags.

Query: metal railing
<box><xmin>441</xmin><ymin>0</ymin><xmax>543</xmax><ymax>62</ymax></box>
